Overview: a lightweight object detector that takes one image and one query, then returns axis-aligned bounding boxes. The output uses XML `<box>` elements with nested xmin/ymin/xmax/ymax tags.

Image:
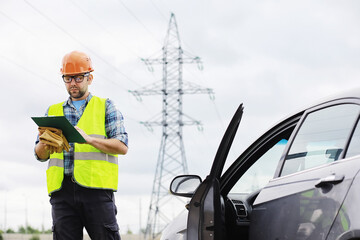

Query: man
<box><xmin>35</xmin><ymin>50</ymin><xmax>128</xmax><ymax>239</ymax></box>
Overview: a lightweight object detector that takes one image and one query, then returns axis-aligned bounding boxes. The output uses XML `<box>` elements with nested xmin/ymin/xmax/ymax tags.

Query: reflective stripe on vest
<box><xmin>46</xmin><ymin>96</ymin><xmax>119</xmax><ymax>195</ymax></box>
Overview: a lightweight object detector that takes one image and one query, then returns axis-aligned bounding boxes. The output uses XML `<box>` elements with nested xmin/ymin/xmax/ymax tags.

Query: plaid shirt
<box><xmin>35</xmin><ymin>93</ymin><xmax>128</xmax><ymax>176</ymax></box>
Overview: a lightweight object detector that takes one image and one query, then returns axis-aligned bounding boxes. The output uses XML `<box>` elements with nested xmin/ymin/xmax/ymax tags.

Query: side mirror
<box><xmin>170</xmin><ymin>175</ymin><xmax>202</xmax><ymax>198</ymax></box>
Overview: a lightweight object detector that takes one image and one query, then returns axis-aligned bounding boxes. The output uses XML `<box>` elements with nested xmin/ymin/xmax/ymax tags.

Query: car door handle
<box><xmin>315</xmin><ymin>174</ymin><xmax>344</xmax><ymax>188</ymax></box>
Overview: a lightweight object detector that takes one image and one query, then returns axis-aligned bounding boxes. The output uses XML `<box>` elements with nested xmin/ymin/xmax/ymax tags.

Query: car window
<box><xmin>229</xmin><ymin>139</ymin><xmax>287</xmax><ymax>195</ymax></box>
<box><xmin>281</xmin><ymin>104</ymin><xmax>359</xmax><ymax>177</ymax></box>
<box><xmin>346</xmin><ymin>119</ymin><xmax>360</xmax><ymax>158</ymax></box>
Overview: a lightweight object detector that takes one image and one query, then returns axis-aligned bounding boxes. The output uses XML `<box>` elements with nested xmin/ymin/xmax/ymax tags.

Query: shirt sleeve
<box><xmin>34</xmin><ymin>107</ymin><xmax>50</xmax><ymax>161</ymax></box>
<box><xmin>105</xmin><ymin>99</ymin><xmax>128</xmax><ymax>147</ymax></box>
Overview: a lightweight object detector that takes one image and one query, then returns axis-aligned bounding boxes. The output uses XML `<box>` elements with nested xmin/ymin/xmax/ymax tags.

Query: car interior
<box><xmin>220</xmin><ymin>123</ymin><xmax>297</xmax><ymax>239</ymax></box>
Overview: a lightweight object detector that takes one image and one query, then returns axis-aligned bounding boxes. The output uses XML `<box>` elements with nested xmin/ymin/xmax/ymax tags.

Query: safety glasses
<box><xmin>62</xmin><ymin>72</ymin><xmax>90</xmax><ymax>83</ymax></box>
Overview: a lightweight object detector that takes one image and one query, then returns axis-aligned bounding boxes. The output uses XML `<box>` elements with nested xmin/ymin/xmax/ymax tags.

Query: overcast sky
<box><xmin>1</xmin><ymin>0</ymin><xmax>360</xmax><ymax>234</ymax></box>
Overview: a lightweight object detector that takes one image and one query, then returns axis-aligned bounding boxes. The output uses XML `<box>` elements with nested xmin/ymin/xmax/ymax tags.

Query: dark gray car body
<box><xmin>164</xmin><ymin>88</ymin><xmax>360</xmax><ymax>240</ymax></box>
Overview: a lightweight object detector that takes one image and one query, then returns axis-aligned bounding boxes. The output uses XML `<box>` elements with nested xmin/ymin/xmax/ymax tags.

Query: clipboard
<box><xmin>32</xmin><ymin>116</ymin><xmax>86</xmax><ymax>143</ymax></box>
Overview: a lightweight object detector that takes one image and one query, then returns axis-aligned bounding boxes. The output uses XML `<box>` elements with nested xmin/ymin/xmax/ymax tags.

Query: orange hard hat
<box><xmin>60</xmin><ymin>51</ymin><xmax>94</xmax><ymax>75</ymax></box>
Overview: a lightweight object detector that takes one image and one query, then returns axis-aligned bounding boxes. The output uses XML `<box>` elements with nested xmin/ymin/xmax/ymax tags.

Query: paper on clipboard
<box><xmin>32</xmin><ymin>116</ymin><xmax>86</xmax><ymax>143</ymax></box>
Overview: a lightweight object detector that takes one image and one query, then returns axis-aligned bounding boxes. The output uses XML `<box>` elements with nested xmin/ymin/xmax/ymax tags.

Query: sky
<box><xmin>1</xmin><ymin>0</ymin><xmax>360</xmax><ymax>235</ymax></box>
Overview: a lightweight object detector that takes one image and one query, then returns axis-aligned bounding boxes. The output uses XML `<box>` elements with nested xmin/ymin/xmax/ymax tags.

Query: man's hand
<box><xmin>75</xmin><ymin>126</ymin><xmax>92</xmax><ymax>143</ymax></box>
<box><xmin>75</xmin><ymin>126</ymin><xmax>128</xmax><ymax>155</ymax></box>
<box><xmin>35</xmin><ymin>129</ymin><xmax>50</xmax><ymax>160</ymax></box>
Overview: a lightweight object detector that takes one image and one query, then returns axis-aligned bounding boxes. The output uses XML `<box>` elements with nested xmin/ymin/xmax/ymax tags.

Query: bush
<box><xmin>6</xmin><ymin>228</ymin><xmax>15</xmax><ymax>233</ymax></box>
<box><xmin>18</xmin><ymin>225</ymin><xmax>41</xmax><ymax>234</ymax></box>
<box><xmin>30</xmin><ymin>235</ymin><xmax>40</xmax><ymax>240</ymax></box>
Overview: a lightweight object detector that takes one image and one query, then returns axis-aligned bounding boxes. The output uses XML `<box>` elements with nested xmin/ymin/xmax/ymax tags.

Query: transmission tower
<box><xmin>130</xmin><ymin>13</ymin><xmax>214</xmax><ymax>240</ymax></box>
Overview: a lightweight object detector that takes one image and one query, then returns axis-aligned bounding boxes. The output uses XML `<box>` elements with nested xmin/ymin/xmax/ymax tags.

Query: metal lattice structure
<box><xmin>130</xmin><ymin>13</ymin><xmax>214</xmax><ymax>240</ymax></box>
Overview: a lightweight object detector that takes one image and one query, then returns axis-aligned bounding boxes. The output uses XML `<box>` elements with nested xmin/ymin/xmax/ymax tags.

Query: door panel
<box><xmin>250</xmin><ymin>156</ymin><xmax>360</xmax><ymax>240</ymax></box>
<box><xmin>187</xmin><ymin>104</ymin><xmax>244</xmax><ymax>240</ymax></box>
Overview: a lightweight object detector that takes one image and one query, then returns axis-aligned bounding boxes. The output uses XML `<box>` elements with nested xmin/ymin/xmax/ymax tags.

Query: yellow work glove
<box><xmin>39</xmin><ymin>127</ymin><xmax>70</xmax><ymax>154</ymax></box>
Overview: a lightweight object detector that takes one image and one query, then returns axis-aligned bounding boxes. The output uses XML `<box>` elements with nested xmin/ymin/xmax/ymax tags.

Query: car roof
<box><xmin>312</xmin><ymin>87</ymin><xmax>360</xmax><ymax>106</ymax></box>
<box><xmin>255</xmin><ymin>87</ymin><xmax>360</xmax><ymax>145</ymax></box>
<box><xmin>282</xmin><ymin>87</ymin><xmax>360</xmax><ymax>122</ymax></box>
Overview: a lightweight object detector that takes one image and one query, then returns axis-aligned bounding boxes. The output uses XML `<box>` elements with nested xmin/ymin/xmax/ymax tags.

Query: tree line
<box><xmin>0</xmin><ymin>225</ymin><xmax>52</xmax><ymax>234</ymax></box>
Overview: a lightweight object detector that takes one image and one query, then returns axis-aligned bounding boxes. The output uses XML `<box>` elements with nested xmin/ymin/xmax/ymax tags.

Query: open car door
<box><xmin>187</xmin><ymin>104</ymin><xmax>244</xmax><ymax>240</ymax></box>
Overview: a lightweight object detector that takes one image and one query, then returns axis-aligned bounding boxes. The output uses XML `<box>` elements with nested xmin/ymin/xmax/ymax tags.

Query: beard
<box><xmin>68</xmin><ymin>87</ymin><xmax>87</xmax><ymax>99</ymax></box>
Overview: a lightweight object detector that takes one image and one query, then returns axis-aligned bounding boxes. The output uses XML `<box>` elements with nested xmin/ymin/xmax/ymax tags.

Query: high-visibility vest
<box><xmin>46</xmin><ymin>96</ymin><xmax>118</xmax><ymax>195</ymax></box>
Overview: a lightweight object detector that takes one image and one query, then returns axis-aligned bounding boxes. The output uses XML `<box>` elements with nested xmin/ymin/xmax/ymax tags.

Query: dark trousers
<box><xmin>50</xmin><ymin>175</ymin><xmax>121</xmax><ymax>240</ymax></box>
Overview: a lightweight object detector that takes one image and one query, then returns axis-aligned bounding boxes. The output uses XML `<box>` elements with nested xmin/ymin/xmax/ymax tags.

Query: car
<box><xmin>161</xmin><ymin>88</ymin><xmax>360</xmax><ymax>240</ymax></box>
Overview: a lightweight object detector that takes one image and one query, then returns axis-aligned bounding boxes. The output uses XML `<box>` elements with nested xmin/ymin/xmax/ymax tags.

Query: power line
<box><xmin>116</xmin><ymin>0</ymin><xmax>163</xmax><ymax>46</ymax></box>
<box><xmin>23</xmin><ymin>0</ymin><xmax>141</xmax><ymax>88</ymax></box>
<box><xmin>0</xmin><ymin>10</ymin><xmax>35</xmax><ymax>36</ymax></box>
<box><xmin>70</xmin><ymin>0</ymin><xmax>173</xmax><ymax>86</ymax></box>
<box><xmin>116</xmin><ymin>0</ymin><xmax>205</xmax><ymax>85</ymax></box>
<box><xmin>0</xmin><ymin>54</ymin><xmax>62</xmax><ymax>88</ymax></box>
<box><xmin>148</xmin><ymin>0</ymin><xmax>168</xmax><ymax>21</ymax></box>
<box><xmin>68</xmin><ymin>0</ymin><xmax>143</xmax><ymax>59</ymax></box>
<box><xmin>1</xmin><ymin>4</ymin><xmax>130</xmax><ymax>91</ymax></box>
<box><xmin>211</xmin><ymin>100</ymin><xmax>226</xmax><ymax>131</ymax></box>
<box><xmin>1</xmin><ymin>1</ymin><xmax>136</xmax><ymax>93</ymax></box>
<box><xmin>67</xmin><ymin>0</ymin><xmax>161</xmax><ymax>87</ymax></box>
<box><xmin>144</xmin><ymin>0</ymin><xmax>199</xmax><ymax>54</ymax></box>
